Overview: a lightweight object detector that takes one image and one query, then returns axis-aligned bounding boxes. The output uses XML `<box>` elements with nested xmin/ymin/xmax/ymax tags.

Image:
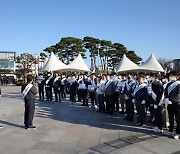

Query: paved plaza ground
<box><xmin>0</xmin><ymin>86</ymin><xmax>180</xmax><ymax>154</ymax></box>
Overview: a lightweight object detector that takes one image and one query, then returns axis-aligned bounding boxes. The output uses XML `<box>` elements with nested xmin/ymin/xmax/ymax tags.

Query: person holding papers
<box><xmin>96</xmin><ymin>76</ymin><xmax>105</xmax><ymax>112</ymax></box>
<box><xmin>111</xmin><ymin>72</ymin><xmax>120</xmax><ymax>112</ymax></box>
<box><xmin>21</xmin><ymin>75</ymin><xmax>38</xmax><ymax>129</ymax></box>
<box><xmin>60</xmin><ymin>75</ymin><xmax>67</xmax><ymax>100</ymax></box>
<box><xmin>133</xmin><ymin>73</ymin><xmax>148</xmax><ymax>127</ymax></box>
<box><xmin>88</xmin><ymin>73</ymin><xmax>97</xmax><ymax>107</ymax></box>
<box><xmin>53</xmin><ymin>73</ymin><xmax>61</xmax><ymax>102</ymax></box>
<box><xmin>79</xmin><ymin>74</ymin><xmax>89</xmax><ymax>106</ymax></box>
<box><xmin>117</xmin><ymin>74</ymin><xmax>126</xmax><ymax>114</ymax></box>
<box><xmin>104</xmin><ymin>74</ymin><xmax>116</xmax><ymax>115</ymax></box>
<box><xmin>44</xmin><ymin>72</ymin><xmax>54</xmax><ymax>101</ymax></box>
<box><xmin>165</xmin><ymin>71</ymin><xmax>180</xmax><ymax>139</ymax></box>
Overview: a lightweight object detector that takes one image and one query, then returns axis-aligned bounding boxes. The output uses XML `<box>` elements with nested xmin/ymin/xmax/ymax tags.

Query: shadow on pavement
<box><xmin>0</xmin><ymin>120</ymin><xmax>24</xmax><ymax>129</ymax></box>
<box><xmin>35</xmin><ymin>99</ymin><xmax>154</xmax><ymax>135</ymax></box>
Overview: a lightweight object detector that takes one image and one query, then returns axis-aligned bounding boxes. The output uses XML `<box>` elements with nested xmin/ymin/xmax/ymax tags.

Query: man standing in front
<box><xmin>21</xmin><ymin>75</ymin><xmax>38</xmax><ymax>129</ymax></box>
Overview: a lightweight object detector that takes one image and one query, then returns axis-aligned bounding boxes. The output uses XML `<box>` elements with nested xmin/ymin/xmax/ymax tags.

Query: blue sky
<box><xmin>0</xmin><ymin>0</ymin><xmax>179</xmax><ymax>65</ymax></box>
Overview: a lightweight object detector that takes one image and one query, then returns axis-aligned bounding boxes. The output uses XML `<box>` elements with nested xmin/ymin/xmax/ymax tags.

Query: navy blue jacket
<box><xmin>165</xmin><ymin>81</ymin><xmax>180</xmax><ymax>103</ymax></box>
<box><xmin>134</xmin><ymin>83</ymin><xmax>148</xmax><ymax>101</ymax></box>
<box><xmin>124</xmin><ymin>79</ymin><xmax>136</xmax><ymax>98</ymax></box>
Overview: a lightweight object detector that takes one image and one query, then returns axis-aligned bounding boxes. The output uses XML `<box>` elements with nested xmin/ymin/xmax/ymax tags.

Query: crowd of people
<box><xmin>1</xmin><ymin>70</ymin><xmax>179</xmax><ymax>139</ymax></box>
<box><xmin>35</xmin><ymin>71</ymin><xmax>180</xmax><ymax>139</ymax></box>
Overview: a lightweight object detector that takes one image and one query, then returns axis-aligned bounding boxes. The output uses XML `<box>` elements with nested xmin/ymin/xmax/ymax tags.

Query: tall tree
<box><xmin>107</xmin><ymin>43</ymin><xmax>128</xmax><ymax>70</ymax></box>
<box><xmin>126</xmin><ymin>50</ymin><xmax>142</xmax><ymax>64</ymax></box>
<box><xmin>98</xmin><ymin>40</ymin><xmax>113</xmax><ymax>72</ymax></box>
<box><xmin>43</xmin><ymin>45</ymin><xmax>58</xmax><ymax>54</ymax></box>
<box><xmin>56</xmin><ymin>37</ymin><xmax>86</xmax><ymax>64</ymax></box>
<box><xmin>83</xmin><ymin>36</ymin><xmax>100</xmax><ymax>71</ymax></box>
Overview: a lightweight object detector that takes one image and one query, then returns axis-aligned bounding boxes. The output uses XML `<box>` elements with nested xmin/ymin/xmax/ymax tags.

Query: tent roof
<box><xmin>140</xmin><ymin>54</ymin><xmax>164</xmax><ymax>72</ymax></box>
<box><xmin>41</xmin><ymin>52</ymin><xmax>69</xmax><ymax>72</ymax></box>
<box><xmin>116</xmin><ymin>54</ymin><xmax>142</xmax><ymax>73</ymax></box>
<box><xmin>68</xmin><ymin>54</ymin><xmax>90</xmax><ymax>72</ymax></box>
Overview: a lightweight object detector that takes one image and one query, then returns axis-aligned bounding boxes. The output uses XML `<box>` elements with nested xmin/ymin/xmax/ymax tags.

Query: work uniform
<box><xmin>53</xmin><ymin>77</ymin><xmax>61</xmax><ymax>102</ymax></box>
<box><xmin>165</xmin><ymin>80</ymin><xmax>180</xmax><ymax>135</ymax></box>
<box><xmin>45</xmin><ymin>75</ymin><xmax>54</xmax><ymax>101</ymax></box>
<box><xmin>124</xmin><ymin>79</ymin><xmax>136</xmax><ymax>121</ymax></box>
<box><xmin>134</xmin><ymin>82</ymin><xmax>148</xmax><ymax>125</ymax></box>
<box><xmin>151</xmin><ymin>81</ymin><xmax>164</xmax><ymax>130</ymax></box>
<box><xmin>21</xmin><ymin>83</ymin><xmax>38</xmax><ymax>127</ymax></box>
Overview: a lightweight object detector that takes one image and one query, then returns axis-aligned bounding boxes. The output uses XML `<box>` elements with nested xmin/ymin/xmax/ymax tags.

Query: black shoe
<box><xmin>25</xmin><ymin>126</ymin><xmax>36</xmax><ymax>129</ymax></box>
<box><xmin>119</xmin><ymin>111</ymin><xmax>124</xmax><ymax>114</ymax></box>
<box><xmin>0</xmin><ymin>125</ymin><xmax>3</xmax><ymax>128</ymax></box>
<box><xmin>81</xmin><ymin>104</ymin><xmax>85</xmax><ymax>106</ymax></box>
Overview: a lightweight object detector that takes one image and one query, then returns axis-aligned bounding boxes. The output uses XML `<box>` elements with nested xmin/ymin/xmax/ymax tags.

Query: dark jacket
<box><xmin>69</xmin><ymin>81</ymin><xmax>78</xmax><ymax>94</ymax></box>
<box><xmin>124</xmin><ymin>79</ymin><xmax>136</xmax><ymax>98</ymax></box>
<box><xmin>21</xmin><ymin>83</ymin><xmax>38</xmax><ymax>100</ymax></box>
<box><xmin>105</xmin><ymin>81</ymin><xmax>116</xmax><ymax>96</ymax></box>
<box><xmin>134</xmin><ymin>83</ymin><xmax>148</xmax><ymax>101</ymax></box>
<box><xmin>165</xmin><ymin>81</ymin><xmax>180</xmax><ymax>103</ymax></box>
<box><xmin>151</xmin><ymin>81</ymin><xmax>164</xmax><ymax>105</ymax></box>
<box><xmin>44</xmin><ymin>76</ymin><xmax>54</xmax><ymax>88</ymax></box>
<box><xmin>53</xmin><ymin>78</ymin><xmax>61</xmax><ymax>90</ymax></box>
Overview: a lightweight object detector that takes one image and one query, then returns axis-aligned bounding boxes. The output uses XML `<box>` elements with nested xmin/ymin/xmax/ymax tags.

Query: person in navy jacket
<box><xmin>124</xmin><ymin>73</ymin><xmax>136</xmax><ymax>121</ymax></box>
<box><xmin>165</xmin><ymin>71</ymin><xmax>180</xmax><ymax>139</ymax></box>
<box><xmin>151</xmin><ymin>74</ymin><xmax>164</xmax><ymax>133</ymax></box>
<box><xmin>53</xmin><ymin>73</ymin><xmax>61</xmax><ymax>102</ymax></box>
<box><xmin>44</xmin><ymin>72</ymin><xmax>54</xmax><ymax>101</ymax></box>
<box><xmin>133</xmin><ymin>73</ymin><xmax>148</xmax><ymax>127</ymax></box>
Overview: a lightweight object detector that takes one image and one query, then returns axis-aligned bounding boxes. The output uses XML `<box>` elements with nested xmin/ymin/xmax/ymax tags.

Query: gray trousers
<box><xmin>119</xmin><ymin>93</ymin><xmax>125</xmax><ymax>112</ymax></box>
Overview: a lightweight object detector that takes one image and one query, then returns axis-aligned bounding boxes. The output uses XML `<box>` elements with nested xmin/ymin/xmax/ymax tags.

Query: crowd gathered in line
<box><xmin>35</xmin><ymin>71</ymin><xmax>180</xmax><ymax>139</ymax></box>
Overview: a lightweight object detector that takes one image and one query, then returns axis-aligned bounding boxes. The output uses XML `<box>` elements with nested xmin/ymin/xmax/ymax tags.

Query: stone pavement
<box><xmin>0</xmin><ymin>86</ymin><xmax>180</xmax><ymax>154</ymax></box>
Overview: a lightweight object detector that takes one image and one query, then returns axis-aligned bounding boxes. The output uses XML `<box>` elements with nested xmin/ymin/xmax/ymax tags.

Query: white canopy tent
<box><xmin>41</xmin><ymin>52</ymin><xmax>70</xmax><ymax>72</ymax></box>
<box><xmin>68</xmin><ymin>54</ymin><xmax>91</xmax><ymax>72</ymax></box>
<box><xmin>116</xmin><ymin>54</ymin><xmax>143</xmax><ymax>73</ymax></box>
<box><xmin>140</xmin><ymin>54</ymin><xmax>164</xmax><ymax>72</ymax></box>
